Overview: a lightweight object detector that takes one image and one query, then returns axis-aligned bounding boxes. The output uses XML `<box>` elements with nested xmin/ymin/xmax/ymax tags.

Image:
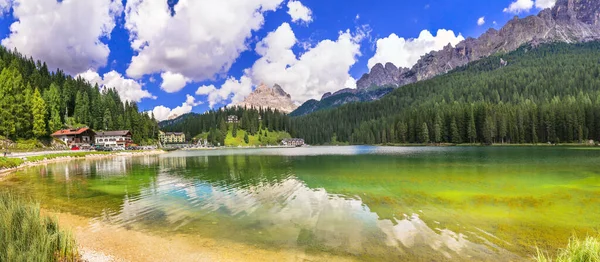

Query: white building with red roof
<box><xmin>51</xmin><ymin>128</ymin><xmax>96</xmax><ymax>147</ymax></box>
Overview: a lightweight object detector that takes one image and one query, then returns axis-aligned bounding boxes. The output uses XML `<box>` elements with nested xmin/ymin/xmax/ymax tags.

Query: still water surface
<box><xmin>2</xmin><ymin>146</ymin><xmax>600</xmax><ymax>261</ymax></box>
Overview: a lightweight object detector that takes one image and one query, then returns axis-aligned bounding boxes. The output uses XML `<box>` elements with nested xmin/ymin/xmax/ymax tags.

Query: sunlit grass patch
<box><xmin>0</xmin><ymin>192</ymin><xmax>79</xmax><ymax>261</ymax></box>
<box><xmin>0</xmin><ymin>157</ymin><xmax>24</xmax><ymax>169</ymax></box>
<box><xmin>536</xmin><ymin>235</ymin><xmax>600</xmax><ymax>262</ymax></box>
<box><xmin>25</xmin><ymin>151</ymin><xmax>111</xmax><ymax>162</ymax></box>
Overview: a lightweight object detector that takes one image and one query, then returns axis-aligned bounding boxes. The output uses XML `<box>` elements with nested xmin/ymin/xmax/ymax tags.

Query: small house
<box><xmin>282</xmin><ymin>138</ymin><xmax>305</xmax><ymax>147</ymax></box>
<box><xmin>51</xmin><ymin>128</ymin><xmax>96</xmax><ymax>147</ymax></box>
<box><xmin>95</xmin><ymin>130</ymin><xmax>133</xmax><ymax>147</ymax></box>
<box><xmin>227</xmin><ymin>115</ymin><xmax>239</xmax><ymax>124</ymax></box>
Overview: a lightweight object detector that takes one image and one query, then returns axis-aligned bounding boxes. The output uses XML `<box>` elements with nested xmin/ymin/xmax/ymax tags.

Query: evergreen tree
<box><xmin>219</xmin><ymin>118</ymin><xmax>228</xmax><ymax>135</ymax></box>
<box><xmin>232</xmin><ymin>123</ymin><xmax>238</xmax><ymax>137</ymax></box>
<box><xmin>244</xmin><ymin>133</ymin><xmax>249</xmax><ymax>144</ymax></box>
<box><xmin>433</xmin><ymin>113</ymin><xmax>442</xmax><ymax>143</ymax></box>
<box><xmin>103</xmin><ymin>109</ymin><xmax>112</xmax><ymax>130</ymax></box>
<box><xmin>45</xmin><ymin>83</ymin><xmax>63</xmax><ymax>132</ymax></box>
<box><xmin>450</xmin><ymin>118</ymin><xmax>461</xmax><ymax>144</ymax></box>
<box><xmin>31</xmin><ymin>88</ymin><xmax>47</xmax><ymax>137</ymax></box>
<box><xmin>420</xmin><ymin>123</ymin><xmax>430</xmax><ymax>144</ymax></box>
<box><xmin>482</xmin><ymin>115</ymin><xmax>496</xmax><ymax>145</ymax></box>
<box><xmin>0</xmin><ymin>68</ymin><xmax>17</xmax><ymax>138</ymax></box>
<box><xmin>467</xmin><ymin>110</ymin><xmax>477</xmax><ymax>143</ymax></box>
<box><xmin>397</xmin><ymin>122</ymin><xmax>407</xmax><ymax>143</ymax></box>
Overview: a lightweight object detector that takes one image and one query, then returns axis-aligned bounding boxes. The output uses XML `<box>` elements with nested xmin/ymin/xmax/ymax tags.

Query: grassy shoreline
<box><xmin>536</xmin><ymin>235</ymin><xmax>600</xmax><ymax>262</ymax></box>
<box><xmin>0</xmin><ymin>193</ymin><xmax>78</xmax><ymax>261</ymax></box>
<box><xmin>0</xmin><ymin>150</ymin><xmax>163</xmax><ymax>172</ymax></box>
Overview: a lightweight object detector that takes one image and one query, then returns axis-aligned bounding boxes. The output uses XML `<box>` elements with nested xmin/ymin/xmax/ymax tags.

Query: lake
<box><xmin>1</xmin><ymin>146</ymin><xmax>599</xmax><ymax>261</ymax></box>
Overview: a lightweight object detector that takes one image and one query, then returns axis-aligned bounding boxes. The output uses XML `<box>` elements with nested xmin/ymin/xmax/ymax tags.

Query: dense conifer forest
<box><xmin>289</xmin><ymin>42</ymin><xmax>600</xmax><ymax>145</ymax></box>
<box><xmin>0</xmin><ymin>47</ymin><xmax>159</xmax><ymax>144</ymax></box>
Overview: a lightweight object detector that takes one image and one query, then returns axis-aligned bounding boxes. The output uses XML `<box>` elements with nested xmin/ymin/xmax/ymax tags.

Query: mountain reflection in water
<box><xmin>4</xmin><ymin>146</ymin><xmax>600</xmax><ymax>261</ymax></box>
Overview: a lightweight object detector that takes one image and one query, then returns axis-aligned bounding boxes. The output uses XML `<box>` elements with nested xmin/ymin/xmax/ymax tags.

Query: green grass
<box><xmin>25</xmin><ymin>152</ymin><xmax>111</xmax><ymax>162</ymax></box>
<box><xmin>194</xmin><ymin>127</ymin><xmax>292</xmax><ymax>147</ymax></box>
<box><xmin>225</xmin><ymin>129</ymin><xmax>291</xmax><ymax>147</ymax></box>
<box><xmin>1</xmin><ymin>137</ymin><xmax>67</xmax><ymax>152</ymax></box>
<box><xmin>0</xmin><ymin>157</ymin><xmax>24</xmax><ymax>169</ymax></box>
<box><xmin>0</xmin><ymin>192</ymin><xmax>78</xmax><ymax>261</ymax></box>
<box><xmin>536</xmin><ymin>236</ymin><xmax>600</xmax><ymax>262</ymax></box>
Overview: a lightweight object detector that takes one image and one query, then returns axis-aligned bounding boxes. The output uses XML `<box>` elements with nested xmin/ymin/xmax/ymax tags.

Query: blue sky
<box><xmin>0</xmin><ymin>0</ymin><xmax>554</xmax><ymax>120</ymax></box>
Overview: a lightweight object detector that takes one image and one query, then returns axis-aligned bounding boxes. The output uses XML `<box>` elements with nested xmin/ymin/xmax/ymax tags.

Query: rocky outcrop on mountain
<box><xmin>356</xmin><ymin>63</ymin><xmax>412</xmax><ymax>89</ymax></box>
<box><xmin>235</xmin><ymin>83</ymin><xmax>298</xmax><ymax>113</ymax></box>
<box><xmin>356</xmin><ymin>0</ymin><xmax>600</xmax><ymax>90</ymax></box>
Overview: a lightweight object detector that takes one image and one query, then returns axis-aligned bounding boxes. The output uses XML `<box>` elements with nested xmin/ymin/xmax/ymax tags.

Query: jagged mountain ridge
<box><xmin>235</xmin><ymin>83</ymin><xmax>298</xmax><ymax>113</ymax></box>
<box><xmin>358</xmin><ymin>0</ymin><xmax>600</xmax><ymax>90</ymax></box>
<box><xmin>292</xmin><ymin>0</ymin><xmax>600</xmax><ymax>116</ymax></box>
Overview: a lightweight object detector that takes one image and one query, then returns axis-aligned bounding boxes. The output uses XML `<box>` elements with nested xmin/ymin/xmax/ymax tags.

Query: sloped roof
<box><xmin>164</xmin><ymin>132</ymin><xmax>184</xmax><ymax>135</ymax></box>
<box><xmin>96</xmin><ymin>130</ymin><xmax>131</xmax><ymax>137</ymax></box>
<box><xmin>51</xmin><ymin>128</ymin><xmax>93</xmax><ymax>137</ymax></box>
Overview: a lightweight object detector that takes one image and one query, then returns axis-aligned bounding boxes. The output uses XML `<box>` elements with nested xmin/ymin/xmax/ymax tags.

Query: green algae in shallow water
<box><xmin>1</xmin><ymin>147</ymin><xmax>600</xmax><ymax>261</ymax></box>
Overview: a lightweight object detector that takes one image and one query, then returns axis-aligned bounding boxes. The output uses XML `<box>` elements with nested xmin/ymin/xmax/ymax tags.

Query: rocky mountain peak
<box><xmin>357</xmin><ymin>62</ymin><xmax>410</xmax><ymax>90</ymax></box>
<box><xmin>272</xmin><ymin>84</ymin><xmax>291</xmax><ymax>98</ymax></box>
<box><xmin>235</xmin><ymin>83</ymin><xmax>297</xmax><ymax>113</ymax></box>
<box><xmin>355</xmin><ymin>0</ymin><xmax>600</xmax><ymax>91</ymax></box>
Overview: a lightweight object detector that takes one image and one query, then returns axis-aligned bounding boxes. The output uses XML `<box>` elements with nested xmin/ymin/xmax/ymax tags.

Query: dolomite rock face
<box><xmin>356</xmin><ymin>0</ymin><xmax>600</xmax><ymax>90</ymax></box>
<box><xmin>235</xmin><ymin>84</ymin><xmax>298</xmax><ymax>113</ymax></box>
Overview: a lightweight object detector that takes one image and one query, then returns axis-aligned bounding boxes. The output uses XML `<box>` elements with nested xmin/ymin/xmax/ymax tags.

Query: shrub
<box><xmin>0</xmin><ymin>193</ymin><xmax>79</xmax><ymax>262</ymax></box>
<box><xmin>536</xmin><ymin>235</ymin><xmax>600</xmax><ymax>262</ymax></box>
<box><xmin>0</xmin><ymin>157</ymin><xmax>23</xmax><ymax>169</ymax></box>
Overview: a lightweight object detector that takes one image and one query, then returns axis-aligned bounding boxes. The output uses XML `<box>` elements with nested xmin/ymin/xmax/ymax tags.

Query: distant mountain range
<box><xmin>235</xmin><ymin>83</ymin><xmax>297</xmax><ymax>113</ymax></box>
<box><xmin>158</xmin><ymin>113</ymin><xmax>197</xmax><ymax>128</ymax></box>
<box><xmin>290</xmin><ymin>86</ymin><xmax>393</xmax><ymax>117</ymax></box>
<box><xmin>291</xmin><ymin>0</ymin><xmax>600</xmax><ymax>116</ymax></box>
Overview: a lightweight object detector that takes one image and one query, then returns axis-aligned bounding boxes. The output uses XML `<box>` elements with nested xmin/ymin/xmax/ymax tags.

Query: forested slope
<box><xmin>0</xmin><ymin>47</ymin><xmax>159</xmax><ymax>144</ymax></box>
<box><xmin>161</xmin><ymin>106</ymin><xmax>291</xmax><ymax>146</ymax></box>
<box><xmin>290</xmin><ymin>42</ymin><xmax>600</xmax><ymax>145</ymax></box>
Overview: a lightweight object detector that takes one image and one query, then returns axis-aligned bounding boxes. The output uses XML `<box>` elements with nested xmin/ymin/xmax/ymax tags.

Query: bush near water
<box><xmin>0</xmin><ymin>193</ymin><xmax>78</xmax><ymax>261</ymax></box>
<box><xmin>536</xmin><ymin>235</ymin><xmax>600</xmax><ymax>262</ymax></box>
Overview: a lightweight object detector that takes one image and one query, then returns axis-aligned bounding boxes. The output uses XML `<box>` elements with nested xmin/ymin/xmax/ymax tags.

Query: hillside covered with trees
<box><xmin>290</xmin><ymin>42</ymin><xmax>600</xmax><ymax>145</ymax></box>
<box><xmin>161</xmin><ymin>106</ymin><xmax>292</xmax><ymax>146</ymax></box>
<box><xmin>0</xmin><ymin>47</ymin><xmax>159</xmax><ymax>145</ymax></box>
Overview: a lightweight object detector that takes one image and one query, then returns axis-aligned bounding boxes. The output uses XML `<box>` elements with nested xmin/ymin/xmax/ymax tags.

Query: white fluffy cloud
<box><xmin>2</xmin><ymin>0</ymin><xmax>123</xmax><ymax>75</ymax></box>
<box><xmin>124</xmin><ymin>0</ymin><xmax>284</xmax><ymax>82</ymax></box>
<box><xmin>195</xmin><ymin>23</ymin><xmax>364</xmax><ymax>106</ymax></box>
<box><xmin>477</xmin><ymin>17</ymin><xmax>486</xmax><ymax>26</ymax></box>
<box><xmin>195</xmin><ymin>76</ymin><xmax>254</xmax><ymax>108</ymax></box>
<box><xmin>160</xmin><ymin>71</ymin><xmax>190</xmax><ymax>93</ymax></box>
<box><xmin>0</xmin><ymin>0</ymin><xmax>10</xmax><ymax>14</ymax></box>
<box><xmin>78</xmin><ymin>70</ymin><xmax>155</xmax><ymax>103</ymax></box>
<box><xmin>503</xmin><ymin>0</ymin><xmax>555</xmax><ymax>14</ymax></box>
<box><xmin>249</xmin><ymin>23</ymin><xmax>363</xmax><ymax>103</ymax></box>
<box><xmin>535</xmin><ymin>0</ymin><xmax>556</xmax><ymax>9</ymax></box>
<box><xmin>287</xmin><ymin>0</ymin><xmax>312</xmax><ymax>24</ymax></box>
<box><xmin>152</xmin><ymin>95</ymin><xmax>202</xmax><ymax>121</ymax></box>
<box><xmin>503</xmin><ymin>0</ymin><xmax>534</xmax><ymax>14</ymax></box>
<box><xmin>367</xmin><ymin>29</ymin><xmax>464</xmax><ymax>69</ymax></box>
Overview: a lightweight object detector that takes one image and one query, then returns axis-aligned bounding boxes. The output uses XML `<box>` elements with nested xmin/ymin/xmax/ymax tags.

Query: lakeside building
<box><xmin>159</xmin><ymin>131</ymin><xmax>186</xmax><ymax>144</ymax></box>
<box><xmin>281</xmin><ymin>138</ymin><xmax>305</xmax><ymax>147</ymax></box>
<box><xmin>95</xmin><ymin>130</ymin><xmax>133</xmax><ymax>148</ymax></box>
<box><xmin>51</xmin><ymin>128</ymin><xmax>95</xmax><ymax>147</ymax></box>
<box><xmin>227</xmin><ymin>115</ymin><xmax>239</xmax><ymax>124</ymax></box>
